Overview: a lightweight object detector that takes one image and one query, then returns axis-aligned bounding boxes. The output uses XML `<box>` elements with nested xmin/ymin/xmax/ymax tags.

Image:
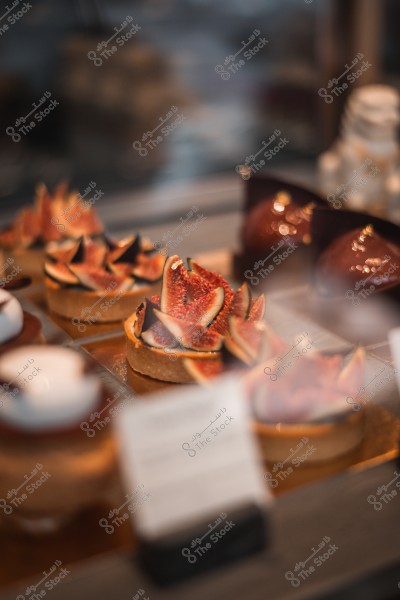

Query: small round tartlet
<box><xmin>0</xmin><ymin>345</ymin><xmax>118</xmax><ymax>532</ymax></box>
<box><xmin>249</xmin><ymin>347</ymin><xmax>366</xmax><ymax>463</ymax></box>
<box><xmin>125</xmin><ymin>255</ymin><xmax>269</xmax><ymax>384</ymax></box>
<box><xmin>0</xmin><ymin>182</ymin><xmax>104</xmax><ymax>280</ymax></box>
<box><xmin>0</xmin><ymin>289</ymin><xmax>42</xmax><ymax>354</ymax></box>
<box><xmin>45</xmin><ymin>234</ymin><xmax>164</xmax><ymax>323</ymax></box>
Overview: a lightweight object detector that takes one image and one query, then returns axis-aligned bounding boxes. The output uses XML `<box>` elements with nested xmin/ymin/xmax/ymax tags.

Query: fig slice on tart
<box><xmin>68</xmin><ymin>265</ymin><xmax>134</xmax><ymax>293</ymax></box>
<box><xmin>107</xmin><ymin>235</ymin><xmax>142</xmax><ymax>264</ymax></box>
<box><xmin>124</xmin><ymin>255</ymin><xmax>269</xmax><ymax>383</ymax></box>
<box><xmin>131</xmin><ymin>253</ymin><xmax>167</xmax><ymax>282</ymax></box>
<box><xmin>248</xmin><ymin>294</ymin><xmax>266</xmax><ymax>321</ymax></box>
<box><xmin>45</xmin><ymin>234</ymin><xmax>163</xmax><ymax>323</ymax></box>
<box><xmin>183</xmin><ymin>357</ymin><xmax>224</xmax><ymax>384</ymax></box>
<box><xmin>154</xmin><ymin>309</ymin><xmax>223</xmax><ymax>352</ymax></box>
<box><xmin>44</xmin><ymin>261</ymin><xmax>80</xmax><ymax>286</ymax></box>
<box><xmin>0</xmin><ymin>182</ymin><xmax>104</xmax><ymax>251</ymax></box>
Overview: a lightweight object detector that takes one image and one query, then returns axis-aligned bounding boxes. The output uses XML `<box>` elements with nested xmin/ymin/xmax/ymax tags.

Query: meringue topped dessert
<box><xmin>241</xmin><ymin>191</ymin><xmax>314</xmax><ymax>253</ymax></box>
<box><xmin>45</xmin><ymin>234</ymin><xmax>165</xmax><ymax>323</ymax></box>
<box><xmin>0</xmin><ymin>346</ymin><xmax>100</xmax><ymax>430</ymax></box>
<box><xmin>125</xmin><ymin>255</ymin><xmax>268</xmax><ymax>384</ymax></box>
<box><xmin>0</xmin><ymin>289</ymin><xmax>23</xmax><ymax>345</ymax></box>
<box><xmin>0</xmin><ymin>182</ymin><xmax>104</xmax><ymax>280</ymax></box>
<box><xmin>0</xmin><ymin>346</ymin><xmax>118</xmax><ymax>532</ymax></box>
<box><xmin>0</xmin><ymin>289</ymin><xmax>42</xmax><ymax>353</ymax></box>
<box><xmin>316</xmin><ymin>224</ymin><xmax>400</xmax><ymax>296</ymax></box>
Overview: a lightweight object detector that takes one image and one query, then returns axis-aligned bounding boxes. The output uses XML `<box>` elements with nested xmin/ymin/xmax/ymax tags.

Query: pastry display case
<box><xmin>0</xmin><ymin>1</ymin><xmax>400</xmax><ymax>599</ymax></box>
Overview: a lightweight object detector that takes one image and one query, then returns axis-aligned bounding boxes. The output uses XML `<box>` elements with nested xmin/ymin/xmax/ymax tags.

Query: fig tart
<box><xmin>125</xmin><ymin>255</ymin><xmax>272</xmax><ymax>384</ymax></box>
<box><xmin>45</xmin><ymin>235</ymin><xmax>165</xmax><ymax>323</ymax></box>
<box><xmin>0</xmin><ymin>182</ymin><xmax>103</xmax><ymax>279</ymax></box>
<box><xmin>0</xmin><ymin>289</ymin><xmax>42</xmax><ymax>354</ymax></box>
<box><xmin>249</xmin><ymin>347</ymin><xmax>366</xmax><ymax>463</ymax></box>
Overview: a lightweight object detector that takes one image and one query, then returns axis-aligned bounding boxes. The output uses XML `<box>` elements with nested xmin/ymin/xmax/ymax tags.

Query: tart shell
<box><xmin>124</xmin><ymin>313</ymin><xmax>220</xmax><ymax>384</ymax></box>
<box><xmin>46</xmin><ymin>277</ymin><xmax>159</xmax><ymax>323</ymax></box>
<box><xmin>253</xmin><ymin>409</ymin><xmax>365</xmax><ymax>463</ymax></box>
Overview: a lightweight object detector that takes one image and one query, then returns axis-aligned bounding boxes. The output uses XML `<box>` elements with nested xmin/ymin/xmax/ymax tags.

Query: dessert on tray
<box><xmin>0</xmin><ymin>182</ymin><xmax>103</xmax><ymax>279</ymax></box>
<box><xmin>45</xmin><ymin>234</ymin><xmax>165</xmax><ymax>323</ymax></box>
<box><xmin>241</xmin><ymin>190</ymin><xmax>314</xmax><ymax>254</ymax></box>
<box><xmin>249</xmin><ymin>346</ymin><xmax>366</xmax><ymax>463</ymax></box>
<box><xmin>235</xmin><ymin>188</ymin><xmax>322</xmax><ymax>287</ymax></box>
<box><xmin>0</xmin><ymin>345</ymin><xmax>118</xmax><ymax>532</ymax></box>
<box><xmin>125</xmin><ymin>255</ymin><xmax>272</xmax><ymax>384</ymax></box>
<box><xmin>0</xmin><ymin>289</ymin><xmax>42</xmax><ymax>354</ymax></box>
<box><xmin>316</xmin><ymin>224</ymin><xmax>400</xmax><ymax>297</ymax></box>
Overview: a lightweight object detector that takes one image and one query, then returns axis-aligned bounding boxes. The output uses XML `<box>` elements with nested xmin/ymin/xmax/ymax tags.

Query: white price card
<box><xmin>115</xmin><ymin>375</ymin><xmax>271</xmax><ymax>541</ymax></box>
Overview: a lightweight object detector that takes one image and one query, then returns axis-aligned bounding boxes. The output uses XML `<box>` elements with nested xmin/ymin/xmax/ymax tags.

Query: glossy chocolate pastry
<box><xmin>317</xmin><ymin>224</ymin><xmax>400</xmax><ymax>296</ymax></box>
<box><xmin>241</xmin><ymin>191</ymin><xmax>314</xmax><ymax>253</ymax></box>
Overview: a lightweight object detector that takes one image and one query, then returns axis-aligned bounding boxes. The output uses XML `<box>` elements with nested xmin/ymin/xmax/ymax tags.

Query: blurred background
<box><xmin>0</xmin><ymin>0</ymin><xmax>399</xmax><ymax>209</ymax></box>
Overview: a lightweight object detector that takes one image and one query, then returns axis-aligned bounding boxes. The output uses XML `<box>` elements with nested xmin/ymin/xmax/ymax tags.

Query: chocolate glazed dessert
<box><xmin>234</xmin><ymin>175</ymin><xmax>327</xmax><ymax>289</ymax></box>
<box><xmin>312</xmin><ymin>207</ymin><xmax>400</xmax><ymax>301</ymax></box>
<box><xmin>309</xmin><ymin>207</ymin><xmax>400</xmax><ymax>345</ymax></box>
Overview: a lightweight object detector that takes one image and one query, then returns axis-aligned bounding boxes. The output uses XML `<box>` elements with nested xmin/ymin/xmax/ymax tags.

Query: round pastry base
<box><xmin>124</xmin><ymin>314</ymin><xmax>220</xmax><ymax>384</ymax></box>
<box><xmin>253</xmin><ymin>409</ymin><xmax>365</xmax><ymax>464</ymax></box>
<box><xmin>45</xmin><ymin>277</ymin><xmax>157</xmax><ymax>323</ymax></box>
<box><xmin>0</xmin><ymin>311</ymin><xmax>43</xmax><ymax>354</ymax></box>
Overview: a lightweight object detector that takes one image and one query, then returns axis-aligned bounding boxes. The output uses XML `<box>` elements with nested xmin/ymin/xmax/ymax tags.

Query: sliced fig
<box><xmin>141</xmin><ymin>298</ymin><xmax>161</xmax><ymax>332</ymax></box>
<box><xmin>44</xmin><ymin>261</ymin><xmax>79</xmax><ymax>285</ymax></box>
<box><xmin>183</xmin><ymin>358</ymin><xmax>224</xmax><ymax>383</ymax></box>
<box><xmin>134</xmin><ymin>302</ymin><xmax>146</xmax><ymax>337</ymax></box>
<box><xmin>160</xmin><ymin>255</ymin><xmax>190</xmax><ymax>317</ymax></box>
<box><xmin>223</xmin><ymin>334</ymin><xmax>253</xmax><ymax>366</ymax></box>
<box><xmin>154</xmin><ymin>309</ymin><xmax>222</xmax><ymax>351</ymax></box>
<box><xmin>69</xmin><ymin>265</ymin><xmax>133</xmax><ymax>292</ymax></box>
<box><xmin>132</xmin><ymin>254</ymin><xmax>166</xmax><ymax>282</ymax></box>
<box><xmin>187</xmin><ymin>259</ymin><xmax>231</xmax><ymax>295</ymax></box>
<box><xmin>230</xmin><ymin>282</ymin><xmax>251</xmax><ymax>318</ymax></box>
<box><xmin>141</xmin><ymin>237</ymin><xmax>156</xmax><ymax>253</ymax></box>
<box><xmin>184</xmin><ymin>287</ymin><xmax>224</xmax><ymax>326</ymax></box>
<box><xmin>62</xmin><ymin>192</ymin><xmax>103</xmax><ymax>238</ymax></box>
<box><xmin>35</xmin><ymin>183</ymin><xmax>60</xmax><ymax>242</ymax></box>
<box><xmin>46</xmin><ymin>239</ymin><xmax>82</xmax><ymax>263</ymax></box>
<box><xmin>141</xmin><ymin>321</ymin><xmax>178</xmax><ymax>349</ymax></box>
<box><xmin>248</xmin><ymin>294</ymin><xmax>266</xmax><ymax>321</ymax></box>
<box><xmin>107</xmin><ymin>262</ymin><xmax>133</xmax><ymax>277</ymax></box>
<box><xmin>187</xmin><ymin>270</ymin><xmax>214</xmax><ymax>300</ymax></box>
<box><xmin>229</xmin><ymin>316</ymin><xmax>267</xmax><ymax>362</ymax></box>
<box><xmin>187</xmin><ymin>260</ymin><xmax>237</xmax><ymax>335</ymax></box>
<box><xmin>82</xmin><ymin>237</ymin><xmax>107</xmax><ymax>267</ymax></box>
<box><xmin>338</xmin><ymin>347</ymin><xmax>365</xmax><ymax>396</ymax></box>
<box><xmin>14</xmin><ymin>208</ymin><xmax>41</xmax><ymax>248</ymax></box>
<box><xmin>108</xmin><ymin>236</ymin><xmax>141</xmax><ymax>264</ymax></box>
